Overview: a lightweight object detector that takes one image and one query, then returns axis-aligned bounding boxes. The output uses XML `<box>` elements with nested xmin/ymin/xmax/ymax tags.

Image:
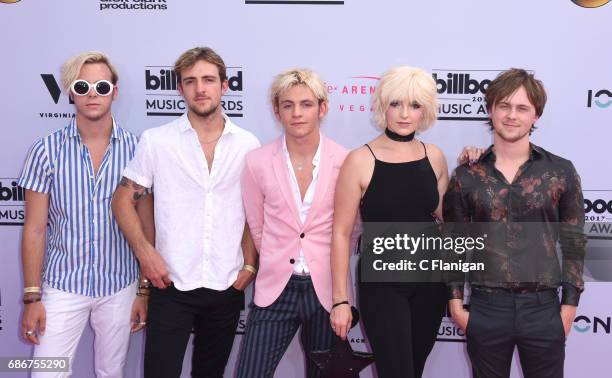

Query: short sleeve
<box><xmin>122</xmin><ymin>130</ymin><xmax>154</xmax><ymax>188</ymax></box>
<box><xmin>18</xmin><ymin>139</ymin><xmax>52</xmax><ymax>193</ymax></box>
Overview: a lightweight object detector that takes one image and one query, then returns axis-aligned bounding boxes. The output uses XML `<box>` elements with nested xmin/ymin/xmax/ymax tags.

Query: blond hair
<box><xmin>174</xmin><ymin>47</ymin><xmax>226</xmax><ymax>83</ymax></box>
<box><xmin>270</xmin><ymin>68</ymin><xmax>328</xmax><ymax>108</ymax></box>
<box><xmin>372</xmin><ymin>66</ymin><xmax>438</xmax><ymax>131</ymax></box>
<box><xmin>61</xmin><ymin>51</ymin><xmax>118</xmax><ymax>93</ymax></box>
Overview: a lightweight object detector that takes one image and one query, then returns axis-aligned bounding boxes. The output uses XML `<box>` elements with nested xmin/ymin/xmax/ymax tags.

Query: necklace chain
<box><xmin>199</xmin><ymin>134</ymin><xmax>221</xmax><ymax>145</ymax></box>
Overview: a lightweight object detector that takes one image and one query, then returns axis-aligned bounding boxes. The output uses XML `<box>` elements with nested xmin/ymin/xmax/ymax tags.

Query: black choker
<box><xmin>385</xmin><ymin>128</ymin><xmax>415</xmax><ymax>142</ymax></box>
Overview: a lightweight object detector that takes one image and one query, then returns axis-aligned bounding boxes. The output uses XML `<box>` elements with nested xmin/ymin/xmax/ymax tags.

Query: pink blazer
<box><xmin>241</xmin><ymin>134</ymin><xmax>356</xmax><ymax>312</ymax></box>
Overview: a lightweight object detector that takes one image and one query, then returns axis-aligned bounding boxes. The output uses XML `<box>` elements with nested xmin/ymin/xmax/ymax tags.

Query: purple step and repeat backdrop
<box><xmin>1</xmin><ymin>1</ymin><xmax>611</xmax><ymax>377</ymax></box>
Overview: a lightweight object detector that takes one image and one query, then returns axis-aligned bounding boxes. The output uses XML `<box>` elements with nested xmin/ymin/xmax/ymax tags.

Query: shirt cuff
<box><xmin>17</xmin><ymin>178</ymin><xmax>51</xmax><ymax>194</ymax></box>
<box><xmin>122</xmin><ymin>169</ymin><xmax>152</xmax><ymax>189</ymax></box>
<box><xmin>561</xmin><ymin>283</ymin><xmax>582</xmax><ymax>306</ymax></box>
<box><xmin>447</xmin><ymin>283</ymin><xmax>464</xmax><ymax>301</ymax></box>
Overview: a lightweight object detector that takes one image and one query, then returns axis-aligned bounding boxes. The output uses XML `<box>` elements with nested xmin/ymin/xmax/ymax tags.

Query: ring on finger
<box><xmin>25</xmin><ymin>330</ymin><xmax>34</xmax><ymax>336</ymax></box>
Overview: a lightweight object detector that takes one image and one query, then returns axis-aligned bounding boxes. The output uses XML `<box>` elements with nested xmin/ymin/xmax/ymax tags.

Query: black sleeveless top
<box><xmin>360</xmin><ymin>142</ymin><xmax>438</xmax><ymax>223</ymax></box>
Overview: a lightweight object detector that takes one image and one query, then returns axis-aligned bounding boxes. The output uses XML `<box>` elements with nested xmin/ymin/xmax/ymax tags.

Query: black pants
<box><xmin>467</xmin><ymin>288</ymin><xmax>565</xmax><ymax>378</ymax></box>
<box><xmin>358</xmin><ymin>283</ymin><xmax>446</xmax><ymax>378</ymax></box>
<box><xmin>144</xmin><ymin>284</ymin><xmax>244</xmax><ymax>378</ymax></box>
<box><xmin>237</xmin><ymin>275</ymin><xmax>338</xmax><ymax>378</ymax></box>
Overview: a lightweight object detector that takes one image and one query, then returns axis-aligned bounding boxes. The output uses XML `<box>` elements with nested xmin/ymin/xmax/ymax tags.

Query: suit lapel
<box><xmin>272</xmin><ymin>138</ymin><xmax>302</xmax><ymax>226</ymax></box>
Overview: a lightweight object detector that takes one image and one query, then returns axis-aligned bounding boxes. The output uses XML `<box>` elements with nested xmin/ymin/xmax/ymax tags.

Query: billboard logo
<box><xmin>432</xmin><ymin>69</ymin><xmax>507</xmax><ymax>122</ymax></box>
<box><xmin>0</xmin><ymin>179</ymin><xmax>25</xmax><ymax>225</ymax></box>
<box><xmin>0</xmin><ymin>180</ymin><xmax>25</xmax><ymax>202</ymax></box>
<box><xmin>585</xmin><ymin>199</ymin><xmax>612</xmax><ymax>215</ymax></box>
<box><xmin>236</xmin><ymin>312</ymin><xmax>247</xmax><ymax>335</ymax></box>
<box><xmin>434</xmin><ymin>73</ymin><xmax>490</xmax><ymax>95</ymax></box>
<box><xmin>145</xmin><ymin>69</ymin><xmax>243</xmax><ymax>92</ymax></box>
<box><xmin>437</xmin><ymin>304</ymin><xmax>466</xmax><ymax>342</ymax></box>
<box><xmin>584</xmin><ymin>191</ymin><xmax>612</xmax><ymax>222</ymax></box>
<box><xmin>144</xmin><ymin>66</ymin><xmax>244</xmax><ymax>118</ymax></box>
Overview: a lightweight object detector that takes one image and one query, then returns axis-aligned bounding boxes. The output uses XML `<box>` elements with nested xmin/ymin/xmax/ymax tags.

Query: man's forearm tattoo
<box><xmin>133</xmin><ymin>191</ymin><xmax>144</xmax><ymax>201</ymax></box>
<box><xmin>119</xmin><ymin>176</ymin><xmax>146</xmax><ymax>201</ymax></box>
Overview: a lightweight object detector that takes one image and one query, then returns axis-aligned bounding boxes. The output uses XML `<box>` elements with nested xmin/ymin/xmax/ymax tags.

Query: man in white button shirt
<box><xmin>111</xmin><ymin>47</ymin><xmax>259</xmax><ymax>378</ymax></box>
<box><xmin>237</xmin><ymin>69</ymin><xmax>357</xmax><ymax>378</ymax></box>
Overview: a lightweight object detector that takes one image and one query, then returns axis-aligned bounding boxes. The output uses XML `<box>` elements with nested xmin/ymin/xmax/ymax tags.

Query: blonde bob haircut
<box><xmin>270</xmin><ymin>68</ymin><xmax>328</xmax><ymax>108</ymax></box>
<box><xmin>372</xmin><ymin>66</ymin><xmax>438</xmax><ymax>132</ymax></box>
<box><xmin>61</xmin><ymin>51</ymin><xmax>119</xmax><ymax>93</ymax></box>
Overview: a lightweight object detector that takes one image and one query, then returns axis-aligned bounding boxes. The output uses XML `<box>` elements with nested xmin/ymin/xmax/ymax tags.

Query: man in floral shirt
<box><xmin>443</xmin><ymin>68</ymin><xmax>586</xmax><ymax>378</ymax></box>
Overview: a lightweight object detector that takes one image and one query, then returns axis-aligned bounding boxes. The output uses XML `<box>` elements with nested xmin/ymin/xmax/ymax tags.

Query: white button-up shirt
<box><xmin>282</xmin><ymin>135</ymin><xmax>321</xmax><ymax>275</ymax></box>
<box><xmin>123</xmin><ymin>114</ymin><xmax>260</xmax><ymax>291</ymax></box>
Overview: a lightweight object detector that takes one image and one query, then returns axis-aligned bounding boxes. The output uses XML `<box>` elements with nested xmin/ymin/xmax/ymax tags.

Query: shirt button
<box><xmin>289</xmin><ymin>258</ymin><xmax>295</xmax><ymax>264</ymax></box>
<box><xmin>300</xmin><ymin>233</ymin><xmax>305</xmax><ymax>239</ymax></box>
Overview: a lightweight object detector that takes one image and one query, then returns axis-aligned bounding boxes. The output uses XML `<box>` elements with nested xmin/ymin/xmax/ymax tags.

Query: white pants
<box><xmin>32</xmin><ymin>282</ymin><xmax>137</xmax><ymax>378</ymax></box>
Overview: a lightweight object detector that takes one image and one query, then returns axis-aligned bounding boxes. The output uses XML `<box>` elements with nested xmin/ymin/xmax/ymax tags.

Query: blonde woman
<box><xmin>330</xmin><ymin>66</ymin><xmax>448</xmax><ymax>378</ymax></box>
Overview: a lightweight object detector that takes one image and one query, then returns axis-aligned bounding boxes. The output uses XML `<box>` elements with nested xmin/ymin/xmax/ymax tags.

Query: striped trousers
<box><xmin>237</xmin><ymin>275</ymin><xmax>338</xmax><ymax>378</ymax></box>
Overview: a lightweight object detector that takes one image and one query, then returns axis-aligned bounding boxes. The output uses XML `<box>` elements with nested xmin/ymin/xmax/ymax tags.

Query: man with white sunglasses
<box><xmin>18</xmin><ymin>51</ymin><xmax>153</xmax><ymax>377</ymax></box>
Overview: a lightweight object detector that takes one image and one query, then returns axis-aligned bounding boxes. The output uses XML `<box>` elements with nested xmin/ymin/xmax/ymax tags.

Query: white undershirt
<box><xmin>282</xmin><ymin>134</ymin><xmax>321</xmax><ymax>275</ymax></box>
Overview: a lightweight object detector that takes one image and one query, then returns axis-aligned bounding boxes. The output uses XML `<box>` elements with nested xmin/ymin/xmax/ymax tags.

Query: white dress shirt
<box><xmin>123</xmin><ymin>113</ymin><xmax>260</xmax><ymax>291</ymax></box>
<box><xmin>282</xmin><ymin>135</ymin><xmax>321</xmax><ymax>275</ymax></box>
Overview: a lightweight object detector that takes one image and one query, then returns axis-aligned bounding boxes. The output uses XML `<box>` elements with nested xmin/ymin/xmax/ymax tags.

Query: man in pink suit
<box><xmin>237</xmin><ymin>68</ymin><xmax>356</xmax><ymax>378</ymax></box>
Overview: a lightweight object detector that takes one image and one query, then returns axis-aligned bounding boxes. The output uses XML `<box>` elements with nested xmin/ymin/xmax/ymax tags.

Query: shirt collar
<box><xmin>481</xmin><ymin>143</ymin><xmax>543</xmax><ymax>164</ymax></box>
<box><xmin>67</xmin><ymin>117</ymin><xmax>121</xmax><ymax>140</ymax></box>
<box><xmin>282</xmin><ymin>133</ymin><xmax>322</xmax><ymax>167</ymax></box>
<box><xmin>529</xmin><ymin>144</ymin><xmax>545</xmax><ymax>160</ymax></box>
<box><xmin>178</xmin><ymin>112</ymin><xmax>237</xmax><ymax>135</ymax></box>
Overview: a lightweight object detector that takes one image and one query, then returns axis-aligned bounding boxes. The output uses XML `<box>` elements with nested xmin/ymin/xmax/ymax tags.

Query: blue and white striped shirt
<box><xmin>18</xmin><ymin>119</ymin><xmax>139</xmax><ymax>297</ymax></box>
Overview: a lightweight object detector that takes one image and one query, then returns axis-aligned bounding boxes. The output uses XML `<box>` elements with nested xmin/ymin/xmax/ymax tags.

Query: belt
<box><xmin>291</xmin><ymin>272</ymin><xmax>311</xmax><ymax>279</ymax></box>
<box><xmin>472</xmin><ymin>284</ymin><xmax>557</xmax><ymax>295</ymax></box>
